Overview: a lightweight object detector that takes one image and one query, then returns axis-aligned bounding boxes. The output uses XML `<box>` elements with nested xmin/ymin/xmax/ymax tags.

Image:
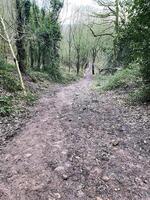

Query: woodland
<box><xmin>0</xmin><ymin>0</ymin><xmax>149</xmax><ymax>199</ymax></box>
<box><xmin>0</xmin><ymin>0</ymin><xmax>150</xmax><ymax>104</ymax></box>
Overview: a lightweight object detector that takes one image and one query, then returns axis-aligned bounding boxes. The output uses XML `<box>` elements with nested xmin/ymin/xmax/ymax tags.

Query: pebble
<box><xmin>54</xmin><ymin>193</ymin><xmax>61</xmax><ymax>199</ymax></box>
<box><xmin>96</xmin><ymin>197</ymin><xmax>103</xmax><ymax>200</ymax></box>
<box><xmin>25</xmin><ymin>153</ymin><xmax>32</xmax><ymax>158</ymax></box>
<box><xmin>102</xmin><ymin>175</ymin><xmax>110</xmax><ymax>182</ymax></box>
<box><xmin>112</xmin><ymin>140</ymin><xmax>120</xmax><ymax>146</ymax></box>
<box><xmin>62</xmin><ymin>174</ymin><xmax>69</xmax><ymax>180</ymax></box>
<box><xmin>114</xmin><ymin>188</ymin><xmax>120</xmax><ymax>191</ymax></box>
<box><xmin>143</xmin><ymin>179</ymin><xmax>148</xmax><ymax>184</ymax></box>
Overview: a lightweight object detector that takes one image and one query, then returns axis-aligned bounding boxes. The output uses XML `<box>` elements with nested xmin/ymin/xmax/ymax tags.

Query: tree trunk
<box><xmin>0</xmin><ymin>16</ymin><xmax>26</xmax><ymax>96</ymax></box>
<box><xmin>29</xmin><ymin>41</ymin><xmax>34</xmax><ymax>68</ymax></box>
<box><xmin>92</xmin><ymin>49</ymin><xmax>96</xmax><ymax>75</ymax></box>
<box><xmin>76</xmin><ymin>49</ymin><xmax>80</xmax><ymax>75</ymax></box>
<box><xmin>15</xmin><ymin>0</ymin><xmax>27</xmax><ymax>73</ymax></box>
<box><xmin>92</xmin><ymin>63</ymin><xmax>95</xmax><ymax>75</ymax></box>
<box><xmin>38</xmin><ymin>42</ymin><xmax>42</xmax><ymax>70</ymax></box>
<box><xmin>68</xmin><ymin>24</ymin><xmax>72</xmax><ymax>72</ymax></box>
<box><xmin>114</xmin><ymin>0</ymin><xmax>119</xmax><ymax>67</ymax></box>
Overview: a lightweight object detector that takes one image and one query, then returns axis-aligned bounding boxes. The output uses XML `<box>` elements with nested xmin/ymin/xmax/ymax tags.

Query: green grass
<box><xmin>129</xmin><ymin>85</ymin><xmax>150</xmax><ymax>104</ymax></box>
<box><xmin>0</xmin><ymin>62</ymin><xmax>39</xmax><ymax>116</ymax></box>
<box><xmin>59</xmin><ymin>66</ymin><xmax>82</xmax><ymax>84</ymax></box>
<box><xmin>94</xmin><ymin>63</ymin><xmax>150</xmax><ymax>103</ymax></box>
<box><xmin>0</xmin><ymin>95</ymin><xmax>13</xmax><ymax>117</ymax></box>
<box><xmin>22</xmin><ymin>92</ymin><xmax>38</xmax><ymax>106</ymax></box>
<box><xmin>0</xmin><ymin>61</ymin><xmax>22</xmax><ymax>93</ymax></box>
<box><xmin>95</xmin><ymin>65</ymin><xmax>141</xmax><ymax>91</ymax></box>
<box><xmin>27</xmin><ymin>66</ymin><xmax>80</xmax><ymax>84</ymax></box>
<box><xmin>27</xmin><ymin>69</ymin><xmax>50</xmax><ymax>83</ymax></box>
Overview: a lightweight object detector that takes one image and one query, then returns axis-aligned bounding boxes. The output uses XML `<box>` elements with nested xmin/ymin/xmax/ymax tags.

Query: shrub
<box><xmin>23</xmin><ymin>92</ymin><xmax>37</xmax><ymax>106</ymax></box>
<box><xmin>0</xmin><ymin>95</ymin><xmax>13</xmax><ymax>117</ymax></box>
<box><xmin>129</xmin><ymin>85</ymin><xmax>150</xmax><ymax>103</ymax></box>
<box><xmin>0</xmin><ymin>72</ymin><xmax>22</xmax><ymax>92</ymax></box>
<box><xmin>28</xmin><ymin>70</ymin><xmax>50</xmax><ymax>82</ymax></box>
<box><xmin>95</xmin><ymin>66</ymin><xmax>141</xmax><ymax>91</ymax></box>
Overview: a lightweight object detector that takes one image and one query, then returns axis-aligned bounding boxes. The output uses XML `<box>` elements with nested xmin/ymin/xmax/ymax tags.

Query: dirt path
<box><xmin>0</xmin><ymin>68</ymin><xmax>150</xmax><ymax>200</ymax></box>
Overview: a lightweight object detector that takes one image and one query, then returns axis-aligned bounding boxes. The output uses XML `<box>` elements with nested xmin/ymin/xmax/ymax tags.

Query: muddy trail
<box><xmin>0</xmin><ymin>68</ymin><xmax>150</xmax><ymax>200</ymax></box>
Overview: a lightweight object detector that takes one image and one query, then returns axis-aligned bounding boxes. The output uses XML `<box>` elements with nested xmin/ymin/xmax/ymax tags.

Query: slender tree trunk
<box><xmin>15</xmin><ymin>0</ymin><xmax>27</xmax><ymax>73</ymax></box>
<box><xmin>68</xmin><ymin>24</ymin><xmax>72</xmax><ymax>72</ymax></box>
<box><xmin>38</xmin><ymin>42</ymin><xmax>42</xmax><ymax>70</ymax></box>
<box><xmin>114</xmin><ymin>0</ymin><xmax>119</xmax><ymax>67</ymax></box>
<box><xmin>115</xmin><ymin>0</ymin><xmax>119</xmax><ymax>35</ymax></box>
<box><xmin>0</xmin><ymin>16</ymin><xmax>26</xmax><ymax>96</ymax></box>
<box><xmin>92</xmin><ymin>49</ymin><xmax>96</xmax><ymax>75</ymax></box>
<box><xmin>76</xmin><ymin>49</ymin><xmax>80</xmax><ymax>75</ymax></box>
<box><xmin>30</xmin><ymin>41</ymin><xmax>34</xmax><ymax>68</ymax></box>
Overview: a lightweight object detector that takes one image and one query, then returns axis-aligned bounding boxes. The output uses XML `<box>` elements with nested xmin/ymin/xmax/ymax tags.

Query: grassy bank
<box><xmin>94</xmin><ymin>64</ymin><xmax>150</xmax><ymax>103</ymax></box>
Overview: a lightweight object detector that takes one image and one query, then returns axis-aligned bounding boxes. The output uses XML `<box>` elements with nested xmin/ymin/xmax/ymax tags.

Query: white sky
<box><xmin>36</xmin><ymin>0</ymin><xmax>98</xmax><ymax>23</ymax></box>
<box><xmin>60</xmin><ymin>0</ymin><xmax>98</xmax><ymax>23</ymax></box>
<box><xmin>36</xmin><ymin>0</ymin><xmax>96</xmax><ymax>8</ymax></box>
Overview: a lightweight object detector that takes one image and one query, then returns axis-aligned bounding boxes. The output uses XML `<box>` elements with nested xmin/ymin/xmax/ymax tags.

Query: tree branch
<box><xmin>88</xmin><ymin>26</ymin><xmax>114</xmax><ymax>38</ymax></box>
<box><xmin>0</xmin><ymin>33</ymin><xmax>8</xmax><ymax>42</ymax></box>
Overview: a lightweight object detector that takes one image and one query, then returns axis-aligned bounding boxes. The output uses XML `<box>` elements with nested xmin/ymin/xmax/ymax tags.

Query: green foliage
<box><xmin>0</xmin><ymin>72</ymin><xmax>22</xmax><ymax>92</ymax></box>
<box><xmin>45</xmin><ymin>63</ymin><xmax>62</xmax><ymax>81</ymax></box>
<box><xmin>27</xmin><ymin>0</ymin><xmax>63</xmax><ymax>79</ymax></box>
<box><xmin>118</xmin><ymin>0</ymin><xmax>150</xmax><ymax>84</ymax></box>
<box><xmin>129</xmin><ymin>85</ymin><xmax>150</xmax><ymax>103</ymax></box>
<box><xmin>0</xmin><ymin>61</ymin><xmax>22</xmax><ymax>93</ymax></box>
<box><xmin>95</xmin><ymin>66</ymin><xmax>141</xmax><ymax>91</ymax></box>
<box><xmin>23</xmin><ymin>92</ymin><xmax>37</xmax><ymax>106</ymax></box>
<box><xmin>0</xmin><ymin>57</ymin><xmax>5</xmax><ymax>68</ymax></box>
<box><xmin>27</xmin><ymin>70</ymin><xmax>50</xmax><ymax>82</ymax></box>
<box><xmin>0</xmin><ymin>95</ymin><xmax>13</xmax><ymax>117</ymax></box>
<box><xmin>0</xmin><ymin>57</ymin><xmax>14</xmax><ymax>72</ymax></box>
<box><xmin>60</xmin><ymin>67</ymin><xmax>81</xmax><ymax>84</ymax></box>
<box><xmin>23</xmin><ymin>0</ymin><xmax>31</xmax><ymax>24</ymax></box>
<box><xmin>113</xmin><ymin>0</ymin><xmax>150</xmax><ymax>102</ymax></box>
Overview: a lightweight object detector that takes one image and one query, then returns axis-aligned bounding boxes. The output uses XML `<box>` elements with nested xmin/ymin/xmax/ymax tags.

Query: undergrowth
<box><xmin>0</xmin><ymin>62</ymin><xmax>79</xmax><ymax>116</ymax></box>
<box><xmin>94</xmin><ymin>64</ymin><xmax>150</xmax><ymax>103</ymax></box>
<box><xmin>0</xmin><ymin>95</ymin><xmax>13</xmax><ymax>117</ymax></box>
<box><xmin>59</xmin><ymin>66</ymin><xmax>82</xmax><ymax>84</ymax></box>
<box><xmin>129</xmin><ymin>85</ymin><xmax>150</xmax><ymax>104</ymax></box>
<box><xmin>27</xmin><ymin>70</ymin><xmax>50</xmax><ymax>83</ymax></box>
<box><xmin>95</xmin><ymin>65</ymin><xmax>141</xmax><ymax>91</ymax></box>
<box><xmin>0</xmin><ymin>64</ymin><xmax>38</xmax><ymax>117</ymax></box>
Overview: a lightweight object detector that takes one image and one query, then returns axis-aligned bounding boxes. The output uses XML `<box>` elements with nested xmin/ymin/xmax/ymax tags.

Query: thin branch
<box><xmin>0</xmin><ymin>33</ymin><xmax>8</xmax><ymax>42</ymax></box>
<box><xmin>88</xmin><ymin>26</ymin><xmax>114</xmax><ymax>38</ymax></box>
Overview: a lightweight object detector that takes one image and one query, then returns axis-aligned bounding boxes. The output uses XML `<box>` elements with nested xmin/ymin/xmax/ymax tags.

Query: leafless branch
<box><xmin>88</xmin><ymin>25</ymin><xmax>114</xmax><ymax>38</ymax></box>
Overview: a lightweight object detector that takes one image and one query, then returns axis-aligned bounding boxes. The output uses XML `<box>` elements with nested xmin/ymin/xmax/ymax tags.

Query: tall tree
<box><xmin>15</xmin><ymin>0</ymin><xmax>31</xmax><ymax>73</ymax></box>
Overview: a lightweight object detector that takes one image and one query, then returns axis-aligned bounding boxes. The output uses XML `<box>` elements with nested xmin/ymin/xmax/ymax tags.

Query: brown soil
<box><xmin>0</xmin><ymin>69</ymin><xmax>150</xmax><ymax>200</ymax></box>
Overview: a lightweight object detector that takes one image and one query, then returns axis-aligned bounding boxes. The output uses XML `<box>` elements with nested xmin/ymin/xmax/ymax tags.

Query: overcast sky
<box><xmin>36</xmin><ymin>0</ymin><xmax>96</xmax><ymax>8</ymax></box>
<box><xmin>60</xmin><ymin>0</ymin><xmax>98</xmax><ymax>23</ymax></box>
<box><xmin>36</xmin><ymin>0</ymin><xmax>98</xmax><ymax>23</ymax></box>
